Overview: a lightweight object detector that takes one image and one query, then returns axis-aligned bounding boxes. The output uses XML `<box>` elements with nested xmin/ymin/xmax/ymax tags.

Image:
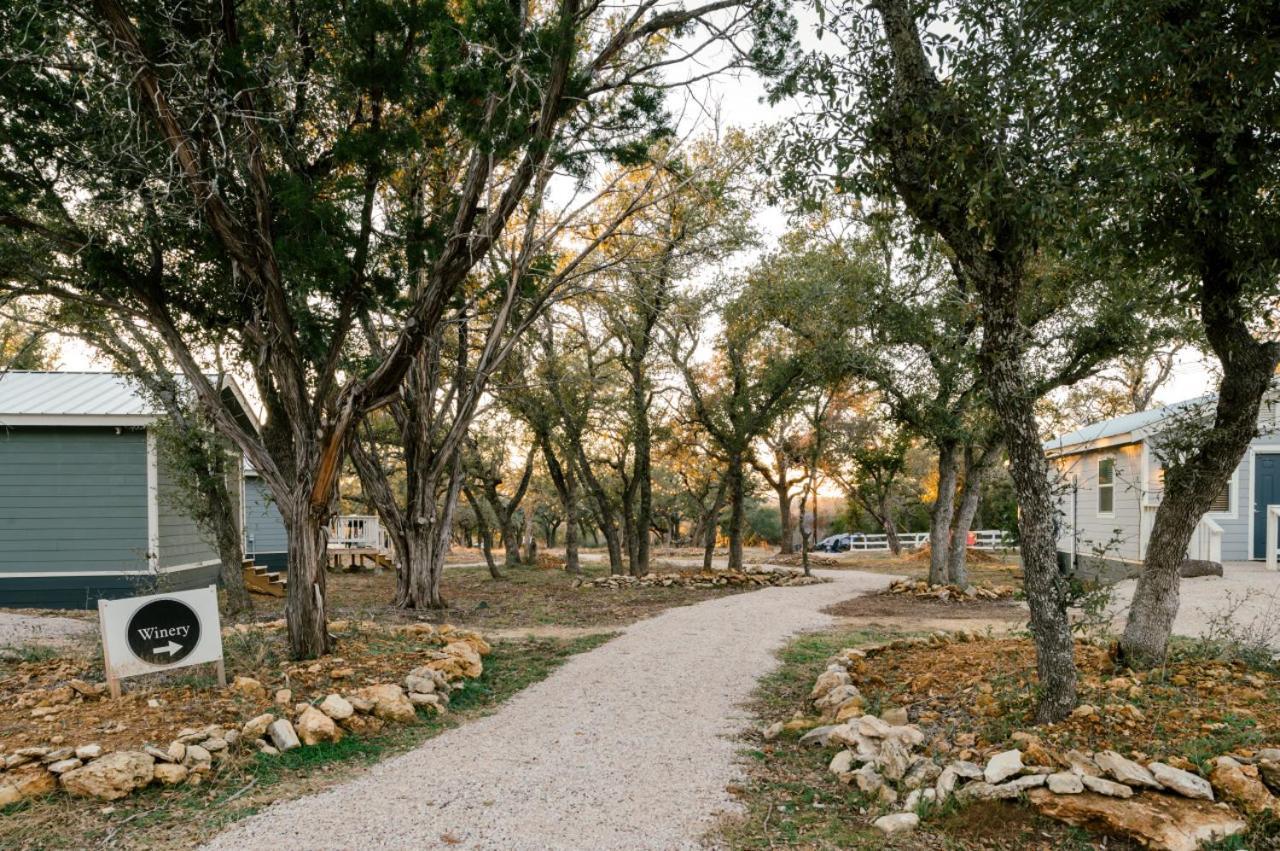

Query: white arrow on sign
<box><xmin>154</xmin><ymin>641</ymin><xmax>183</xmax><ymax>656</ymax></box>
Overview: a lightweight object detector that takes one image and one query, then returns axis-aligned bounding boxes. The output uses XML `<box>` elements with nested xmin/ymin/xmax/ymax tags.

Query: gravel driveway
<box><xmin>1107</xmin><ymin>560</ymin><xmax>1280</xmax><ymax>646</ymax></box>
<box><xmin>202</xmin><ymin>569</ymin><xmax>894</xmax><ymax>851</ymax></box>
<box><xmin>0</xmin><ymin>610</ymin><xmax>93</xmax><ymax>649</ymax></box>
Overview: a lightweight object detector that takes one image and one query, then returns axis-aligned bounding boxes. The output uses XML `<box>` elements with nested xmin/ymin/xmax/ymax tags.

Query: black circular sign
<box><xmin>126</xmin><ymin>599</ymin><xmax>201</xmax><ymax>665</ymax></box>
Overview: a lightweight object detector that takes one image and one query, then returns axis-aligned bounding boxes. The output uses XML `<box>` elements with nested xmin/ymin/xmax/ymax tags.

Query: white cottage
<box><xmin>1045</xmin><ymin>385</ymin><xmax>1280</xmax><ymax>577</ymax></box>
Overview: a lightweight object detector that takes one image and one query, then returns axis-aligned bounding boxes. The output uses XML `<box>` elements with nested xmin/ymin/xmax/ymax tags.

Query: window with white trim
<box><xmin>1098</xmin><ymin>457</ymin><xmax>1115</xmax><ymax>515</ymax></box>
<box><xmin>1207</xmin><ymin>478</ymin><xmax>1232</xmax><ymax>513</ymax></box>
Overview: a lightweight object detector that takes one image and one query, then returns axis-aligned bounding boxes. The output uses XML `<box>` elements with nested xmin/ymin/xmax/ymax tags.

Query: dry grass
<box><xmin>234</xmin><ymin>560</ymin><xmax>758</xmax><ymax>631</ymax></box>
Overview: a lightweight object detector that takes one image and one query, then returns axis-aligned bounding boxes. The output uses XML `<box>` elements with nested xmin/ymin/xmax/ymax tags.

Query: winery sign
<box><xmin>98</xmin><ymin>586</ymin><xmax>225</xmax><ymax>697</ymax></box>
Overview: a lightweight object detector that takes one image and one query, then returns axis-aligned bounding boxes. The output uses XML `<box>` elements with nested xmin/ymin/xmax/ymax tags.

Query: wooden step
<box><xmin>242</xmin><ymin>559</ymin><xmax>287</xmax><ymax>598</ymax></box>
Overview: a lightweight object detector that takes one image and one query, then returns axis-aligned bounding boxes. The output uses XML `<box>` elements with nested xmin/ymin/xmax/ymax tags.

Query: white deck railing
<box><xmin>839</xmin><ymin>529</ymin><xmax>1015</xmax><ymax>552</ymax></box>
<box><xmin>1186</xmin><ymin>515</ymin><xmax>1223</xmax><ymax>564</ymax></box>
<box><xmin>328</xmin><ymin>515</ymin><xmax>391</xmax><ymax>552</ymax></box>
<box><xmin>1266</xmin><ymin>505</ymin><xmax>1280</xmax><ymax>572</ymax></box>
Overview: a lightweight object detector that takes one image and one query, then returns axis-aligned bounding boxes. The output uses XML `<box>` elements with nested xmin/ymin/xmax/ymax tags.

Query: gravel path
<box><xmin>203</xmin><ymin>569</ymin><xmax>894</xmax><ymax>851</ymax></box>
<box><xmin>0</xmin><ymin>610</ymin><xmax>93</xmax><ymax>649</ymax></box>
<box><xmin>1107</xmin><ymin>561</ymin><xmax>1280</xmax><ymax>646</ymax></box>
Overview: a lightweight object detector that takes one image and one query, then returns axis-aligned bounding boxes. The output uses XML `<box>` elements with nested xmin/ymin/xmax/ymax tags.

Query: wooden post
<box><xmin>97</xmin><ymin>598</ymin><xmax>122</xmax><ymax>700</ymax></box>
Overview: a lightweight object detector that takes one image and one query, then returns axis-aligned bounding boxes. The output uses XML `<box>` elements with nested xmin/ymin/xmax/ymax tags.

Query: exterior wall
<box><xmin>155</xmin><ymin>448</ymin><xmax>219</xmax><ymax>569</ymax></box>
<box><xmin>1051</xmin><ymin>442</ymin><xmax>1146</xmax><ymax>564</ymax></box>
<box><xmin>243</xmin><ymin>475</ymin><xmax>287</xmax><ymax>563</ymax></box>
<box><xmin>0</xmin><ymin>427</ymin><xmax>149</xmax><ymax>576</ymax></box>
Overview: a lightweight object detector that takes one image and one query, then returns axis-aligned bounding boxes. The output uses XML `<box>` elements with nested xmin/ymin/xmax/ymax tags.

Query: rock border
<box><xmin>0</xmin><ymin>624</ymin><xmax>490</xmax><ymax>805</ymax></box>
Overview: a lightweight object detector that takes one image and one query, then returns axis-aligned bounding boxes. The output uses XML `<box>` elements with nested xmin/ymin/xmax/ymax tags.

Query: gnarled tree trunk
<box><xmin>928</xmin><ymin>441</ymin><xmax>959</xmax><ymax>584</ymax></box>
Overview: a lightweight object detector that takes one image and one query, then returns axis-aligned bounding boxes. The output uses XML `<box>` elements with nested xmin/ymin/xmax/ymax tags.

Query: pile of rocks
<box><xmin>573</xmin><ymin>566</ymin><xmax>827</xmax><ymax>590</ymax></box>
<box><xmin>782</xmin><ymin>644</ymin><xmax>1277</xmax><ymax>850</ymax></box>
<box><xmin>884</xmin><ymin>578</ymin><xmax>1016</xmax><ymax>601</ymax></box>
<box><xmin>0</xmin><ymin>627</ymin><xmax>489</xmax><ymax>805</ymax></box>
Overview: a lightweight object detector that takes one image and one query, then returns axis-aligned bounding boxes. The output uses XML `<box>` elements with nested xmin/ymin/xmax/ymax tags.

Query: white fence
<box><xmin>837</xmin><ymin>529</ymin><xmax>1015</xmax><ymax>552</ymax></box>
<box><xmin>328</xmin><ymin>515</ymin><xmax>391</xmax><ymax>552</ymax></box>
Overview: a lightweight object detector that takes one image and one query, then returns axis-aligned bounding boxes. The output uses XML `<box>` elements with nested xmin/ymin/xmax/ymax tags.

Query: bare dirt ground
<box><xmin>823</xmin><ymin>592</ymin><xmax>1027</xmax><ymax>635</ymax></box>
<box><xmin>200</xmin><ymin>569</ymin><xmax>896</xmax><ymax>851</ymax></box>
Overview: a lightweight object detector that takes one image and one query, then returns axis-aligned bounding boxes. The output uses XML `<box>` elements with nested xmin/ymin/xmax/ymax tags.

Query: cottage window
<box><xmin>1098</xmin><ymin>458</ymin><xmax>1115</xmax><ymax>515</ymax></box>
<box><xmin>1207</xmin><ymin>481</ymin><xmax>1232</xmax><ymax>513</ymax></box>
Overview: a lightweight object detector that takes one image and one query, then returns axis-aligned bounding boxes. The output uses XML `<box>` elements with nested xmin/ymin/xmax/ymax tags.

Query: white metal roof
<box><xmin>1043</xmin><ymin>392</ymin><xmax>1218</xmax><ymax>456</ymax></box>
<box><xmin>0</xmin><ymin>371</ymin><xmax>157</xmax><ymax>422</ymax></box>
<box><xmin>0</xmin><ymin>371</ymin><xmax>259</xmax><ymax>429</ymax></box>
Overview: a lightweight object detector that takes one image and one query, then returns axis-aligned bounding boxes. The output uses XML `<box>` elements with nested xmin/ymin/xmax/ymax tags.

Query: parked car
<box><xmin>815</xmin><ymin>533</ymin><xmax>866</xmax><ymax>553</ymax></box>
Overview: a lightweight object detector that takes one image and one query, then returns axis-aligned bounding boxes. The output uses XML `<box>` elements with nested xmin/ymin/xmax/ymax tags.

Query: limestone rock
<box><xmin>833</xmin><ymin>697</ymin><xmax>867</xmax><ymax>722</ymax></box>
<box><xmin>850</xmin><ymin>764</ymin><xmax>884</xmax><ymax>794</ymax></box>
<box><xmin>274</xmin><ymin>688</ymin><xmax>293</xmax><ymax>707</ymax></box>
<box><xmin>902</xmin><ymin>759</ymin><xmax>941</xmax><ymax>791</ymax></box>
<box><xmin>961</xmin><ymin>774</ymin><xmax>1046</xmax><ymax>801</ymax></box>
<box><xmin>797</xmin><ymin>724</ymin><xmax>841</xmax><ymax>747</ymax></box>
<box><xmin>167</xmin><ymin>741</ymin><xmax>186</xmax><ymax>763</ymax></box>
<box><xmin>881</xmin><ymin>706</ymin><xmax>909</xmax><ymax>726</ymax></box>
<box><xmin>762</xmin><ymin>721</ymin><xmax>784</xmax><ymax>741</ymax></box>
<box><xmin>873</xmin><ymin>812</ymin><xmax>919</xmax><ymax>835</ymax></box>
<box><xmin>74</xmin><ymin>744</ymin><xmax>103</xmax><ymax>761</ymax></box>
<box><xmin>951</xmin><ymin>760</ymin><xmax>984</xmax><ymax>780</ymax></box>
<box><xmin>231</xmin><ymin>676</ymin><xmax>267</xmax><ymax>700</ymax></box>
<box><xmin>857</xmin><ymin>714</ymin><xmax>893</xmax><ymax>738</ymax></box>
<box><xmin>242</xmin><ymin>713</ymin><xmax>275</xmax><ymax>740</ymax></box>
<box><xmin>144</xmin><ymin>744</ymin><xmax>176</xmax><ymax>764</ymax></box>
<box><xmin>404</xmin><ymin>675</ymin><xmax>436</xmax><ymax>696</ymax></box>
<box><xmin>296</xmin><ymin>706</ymin><xmax>339</xmax><ymax>746</ymax></box>
<box><xmin>1149</xmin><ymin>762</ymin><xmax>1213</xmax><ymax>801</ymax></box>
<box><xmin>1029</xmin><ymin>789</ymin><xmax>1246</xmax><ymax>851</ymax></box>
<box><xmin>984</xmin><ymin>749</ymin><xmax>1023</xmax><ymax>784</ymax></box>
<box><xmin>7</xmin><ymin>766</ymin><xmax>56</xmax><ymax>801</ymax></box>
<box><xmin>408</xmin><ymin>692</ymin><xmax>442</xmax><ymax>710</ymax></box>
<box><xmin>153</xmin><ymin>763</ymin><xmax>188</xmax><ymax>786</ymax></box>
<box><xmin>829</xmin><ymin>750</ymin><xmax>855</xmax><ymax>775</ymax></box>
<box><xmin>1065</xmin><ymin>749</ymin><xmax>1102</xmax><ymax>777</ymax></box>
<box><xmin>267</xmin><ymin>719</ymin><xmax>301</xmax><ymax>752</ymax></box>
<box><xmin>1260</xmin><ymin>758</ymin><xmax>1280</xmax><ymax>795</ymax></box>
<box><xmin>1047</xmin><ymin>772</ymin><xmax>1084</xmax><ymax>794</ymax></box>
<box><xmin>203</xmin><ymin>737</ymin><xmax>228</xmax><ymax>753</ymax></box>
<box><xmin>1209</xmin><ymin>756</ymin><xmax>1279</xmax><ymax>816</ymax></box>
<box><xmin>810</xmin><ymin>669</ymin><xmax>851</xmax><ymax>701</ymax></box>
<box><xmin>184</xmin><ymin>744</ymin><xmax>212</xmax><ymax>767</ymax></box>
<box><xmin>352</xmin><ymin>684</ymin><xmax>416</xmax><ymax>723</ymax></box>
<box><xmin>1081</xmin><ymin>775</ymin><xmax>1134</xmax><ymax>798</ymax></box>
<box><xmin>47</xmin><ymin>757</ymin><xmax>82</xmax><ymax>774</ymax></box>
<box><xmin>320</xmin><ymin>694</ymin><xmax>354</xmax><ymax>721</ymax></box>
<box><xmin>1095</xmin><ymin>750</ymin><xmax>1162</xmax><ymax>789</ymax></box>
<box><xmin>61</xmin><ymin>751</ymin><xmax>154</xmax><ymax>801</ymax></box>
<box><xmin>878</xmin><ymin>739</ymin><xmax>911</xmax><ymax>783</ymax></box>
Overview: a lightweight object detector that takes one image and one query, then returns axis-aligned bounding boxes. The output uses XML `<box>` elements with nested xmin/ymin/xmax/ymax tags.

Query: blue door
<box><xmin>1255</xmin><ymin>454</ymin><xmax>1280</xmax><ymax>559</ymax></box>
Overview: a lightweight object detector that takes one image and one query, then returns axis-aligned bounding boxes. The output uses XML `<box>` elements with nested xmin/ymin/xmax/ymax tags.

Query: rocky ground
<box><xmin>730</xmin><ymin>626</ymin><xmax>1280</xmax><ymax>850</ymax></box>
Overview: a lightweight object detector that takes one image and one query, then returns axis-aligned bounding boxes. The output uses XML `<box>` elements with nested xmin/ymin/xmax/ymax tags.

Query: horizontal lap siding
<box><xmin>1052</xmin><ymin>443</ymin><xmax>1144</xmax><ymax>562</ymax></box>
<box><xmin>243</xmin><ymin>477</ymin><xmax>287</xmax><ymax>557</ymax></box>
<box><xmin>0</xmin><ymin>427</ymin><xmax>148</xmax><ymax>574</ymax></box>
<box><xmin>156</xmin><ymin>451</ymin><xmax>219</xmax><ymax>569</ymax></box>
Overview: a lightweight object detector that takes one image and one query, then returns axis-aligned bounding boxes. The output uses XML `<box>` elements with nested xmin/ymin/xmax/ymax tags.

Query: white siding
<box><xmin>1052</xmin><ymin>442</ymin><xmax>1145</xmax><ymax>563</ymax></box>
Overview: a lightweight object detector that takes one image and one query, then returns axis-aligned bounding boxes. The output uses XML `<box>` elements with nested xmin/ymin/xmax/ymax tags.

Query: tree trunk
<box><xmin>776</xmin><ymin>482</ymin><xmax>794</xmax><ymax>555</ymax></box>
<box><xmin>632</xmin><ymin>359</ymin><xmax>653</xmax><ymax>576</ymax></box>
<box><xmin>928</xmin><ymin>441</ymin><xmax>959</xmax><ymax>584</ymax></box>
<box><xmin>1121</xmin><ymin>322</ymin><xmax>1278</xmax><ymax>666</ymax></box>
<box><xmin>574</xmin><ymin>445</ymin><xmax>623</xmax><ymax>574</ymax></box>
<box><xmin>985</xmin><ymin>313</ymin><xmax>1078</xmax><ymax>723</ymax></box>
<box><xmin>947</xmin><ymin>477</ymin><xmax>982</xmax><ymax>588</ymax></box>
<box><xmin>464</xmin><ymin>488</ymin><xmax>503</xmax><ymax>579</ymax></box>
<box><xmin>564</xmin><ymin>461</ymin><xmax>581</xmax><ymax>575</ymax></box>
<box><xmin>621</xmin><ymin>483</ymin><xmax>639</xmax><ymax>576</ymax></box>
<box><xmin>948</xmin><ymin>444</ymin><xmax>998</xmax><ymax>587</ymax></box>
<box><xmin>880</xmin><ymin>497</ymin><xmax>902</xmax><ymax>556</ymax></box>
<box><xmin>726</xmin><ymin>452</ymin><xmax>746</xmax><ymax>571</ymax></box>
<box><xmin>702</xmin><ymin>476</ymin><xmax>729</xmax><ymax>570</ymax></box>
<box><xmin>281</xmin><ymin>502</ymin><xmax>333</xmax><ymax>659</ymax></box>
<box><xmin>209</xmin><ymin>481</ymin><xmax>251</xmax><ymax>615</ymax></box>
<box><xmin>522</xmin><ymin>509</ymin><xmax>538</xmax><ymax>564</ymax></box>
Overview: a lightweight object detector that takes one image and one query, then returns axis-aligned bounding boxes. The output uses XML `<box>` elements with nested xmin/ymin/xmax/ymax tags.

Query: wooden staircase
<box><xmin>242</xmin><ymin>559</ymin><xmax>287</xmax><ymax>597</ymax></box>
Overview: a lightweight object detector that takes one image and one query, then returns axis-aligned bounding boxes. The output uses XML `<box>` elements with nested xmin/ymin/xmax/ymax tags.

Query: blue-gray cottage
<box><xmin>0</xmin><ymin>371</ymin><xmax>286</xmax><ymax>608</ymax></box>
